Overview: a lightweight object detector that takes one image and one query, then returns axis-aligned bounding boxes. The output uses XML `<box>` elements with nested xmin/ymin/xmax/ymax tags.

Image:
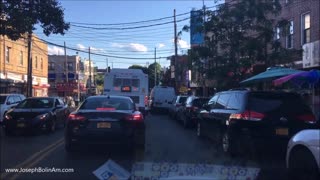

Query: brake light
<box><xmin>96</xmin><ymin>107</ymin><xmax>115</xmax><ymax>111</ymax></box>
<box><xmin>125</xmin><ymin>114</ymin><xmax>143</xmax><ymax>121</ymax></box>
<box><xmin>297</xmin><ymin>114</ymin><xmax>316</xmax><ymax>122</ymax></box>
<box><xmin>68</xmin><ymin>114</ymin><xmax>86</xmax><ymax>121</ymax></box>
<box><xmin>4</xmin><ymin>114</ymin><xmax>12</xmax><ymax>120</ymax></box>
<box><xmin>144</xmin><ymin>96</ymin><xmax>148</xmax><ymax>106</ymax></box>
<box><xmin>229</xmin><ymin>110</ymin><xmax>265</xmax><ymax>121</ymax></box>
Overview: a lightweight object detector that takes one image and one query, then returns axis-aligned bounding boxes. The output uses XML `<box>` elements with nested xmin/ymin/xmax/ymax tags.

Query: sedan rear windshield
<box><xmin>16</xmin><ymin>98</ymin><xmax>54</xmax><ymax>109</ymax></box>
<box><xmin>248</xmin><ymin>93</ymin><xmax>312</xmax><ymax>115</ymax></box>
<box><xmin>80</xmin><ymin>98</ymin><xmax>133</xmax><ymax>110</ymax></box>
<box><xmin>178</xmin><ymin>97</ymin><xmax>187</xmax><ymax>103</ymax></box>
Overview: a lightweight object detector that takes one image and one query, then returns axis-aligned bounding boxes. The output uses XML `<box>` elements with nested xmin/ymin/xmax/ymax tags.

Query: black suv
<box><xmin>198</xmin><ymin>90</ymin><xmax>319</xmax><ymax>157</ymax></box>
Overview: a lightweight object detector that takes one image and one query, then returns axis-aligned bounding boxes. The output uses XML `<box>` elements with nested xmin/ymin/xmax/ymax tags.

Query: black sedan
<box><xmin>3</xmin><ymin>97</ymin><xmax>69</xmax><ymax>135</ymax></box>
<box><xmin>64</xmin><ymin>95</ymin><xmax>145</xmax><ymax>152</ymax></box>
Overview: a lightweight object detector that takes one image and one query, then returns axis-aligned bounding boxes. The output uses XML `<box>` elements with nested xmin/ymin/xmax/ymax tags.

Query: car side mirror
<box><xmin>56</xmin><ymin>104</ymin><xmax>64</xmax><ymax>109</ymax></box>
<box><xmin>6</xmin><ymin>101</ymin><xmax>11</xmax><ymax>105</ymax></box>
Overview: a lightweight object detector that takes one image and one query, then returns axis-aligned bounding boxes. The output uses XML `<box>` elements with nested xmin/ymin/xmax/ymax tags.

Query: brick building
<box><xmin>0</xmin><ymin>35</ymin><xmax>49</xmax><ymax>96</ymax></box>
<box><xmin>48</xmin><ymin>55</ymin><xmax>86</xmax><ymax>97</ymax></box>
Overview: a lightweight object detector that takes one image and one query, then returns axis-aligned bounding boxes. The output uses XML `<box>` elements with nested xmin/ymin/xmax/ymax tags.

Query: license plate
<box><xmin>275</xmin><ymin>128</ymin><xmax>288</xmax><ymax>136</ymax></box>
<box><xmin>97</xmin><ymin>122</ymin><xmax>111</xmax><ymax>128</ymax></box>
<box><xmin>17</xmin><ymin>123</ymin><xmax>25</xmax><ymax>128</ymax></box>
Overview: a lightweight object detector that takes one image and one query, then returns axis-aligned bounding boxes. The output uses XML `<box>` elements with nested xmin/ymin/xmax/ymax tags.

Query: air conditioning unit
<box><xmin>303</xmin><ymin>40</ymin><xmax>320</xmax><ymax>68</ymax></box>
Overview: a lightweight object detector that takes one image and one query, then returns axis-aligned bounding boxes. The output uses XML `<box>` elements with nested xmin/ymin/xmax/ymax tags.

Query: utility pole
<box><xmin>106</xmin><ymin>58</ymin><xmax>108</xmax><ymax>73</ymax></box>
<box><xmin>154</xmin><ymin>47</ymin><xmax>157</xmax><ymax>87</ymax></box>
<box><xmin>202</xmin><ymin>0</ymin><xmax>206</xmax><ymax>97</ymax></box>
<box><xmin>64</xmin><ymin>41</ymin><xmax>68</xmax><ymax>83</ymax></box>
<box><xmin>174</xmin><ymin>9</ymin><xmax>178</xmax><ymax>90</ymax></box>
<box><xmin>88</xmin><ymin>47</ymin><xmax>92</xmax><ymax>95</ymax></box>
<box><xmin>26</xmin><ymin>32</ymin><xmax>33</xmax><ymax>97</ymax></box>
<box><xmin>77</xmin><ymin>56</ymin><xmax>80</xmax><ymax>104</ymax></box>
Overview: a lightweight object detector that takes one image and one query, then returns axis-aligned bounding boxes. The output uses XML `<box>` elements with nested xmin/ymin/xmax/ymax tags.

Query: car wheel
<box><xmin>197</xmin><ymin>122</ymin><xmax>203</xmax><ymax>138</ymax></box>
<box><xmin>48</xmin><ymin>119</ymin><xmax>56</xmax><ymax>133</ymax></box>
<box><xmin>222</xmin><ymin>131</ymin><xmax>237</xmax><ymax>157</ymax></box>
<box><xmin>288</xmin><ymin>147</ymin><xmax>320</xmax><ymax>180</ymax></box>
<box><xmin>4</xmin><ymin>129</ymin><xmax>13</xmax><ymax>136</ymax></box>
<box><xmin>65</xmin><ymin>138</ymin><xmax>76</xmax><ymax>153</ymax></box>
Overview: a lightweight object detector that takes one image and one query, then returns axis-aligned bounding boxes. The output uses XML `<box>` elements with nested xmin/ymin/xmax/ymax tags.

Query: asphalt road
<box><xmin>0</xmin><ymin>112</ymin><xmax>288</xmax><ymax>180</ymax></box>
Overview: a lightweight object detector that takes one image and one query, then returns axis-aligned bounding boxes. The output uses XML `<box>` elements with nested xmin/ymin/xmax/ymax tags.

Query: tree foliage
<box><xmin>184</xmin><ymin>0</ymin><xmax>301</xmax><ymax>90</ymax></box>
<box><xmin>1</xmin><ymin>0</ymin><xmax>70</xmax><ymax>40</ymax></box>
<box><xmin>128</xmin><ymin>64</ymin><xmax>149</xmax><ymax>74</ymax></box>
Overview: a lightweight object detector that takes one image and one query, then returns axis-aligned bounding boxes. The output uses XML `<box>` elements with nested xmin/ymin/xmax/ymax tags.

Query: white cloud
<box><xmin>157</xmin><ymin>43</ymin><xmax>165</xmax><ymax>49</ymax></box>
<box><xmin>48</xmin><ymin>46</ymin><xmax>64</xmax><ymax>55</ymax></box>
<box><xmin>171</xmin><ymin>39</ymin><xmax>190</xmax><ymax>49</ymax></box>
<box><xmin>77</xmin><ymin>44</ymin><xmax>86</xmax><ymax>50</ymax></box>
<box><xmin>91</xmin><ymin>47</ymin><xmax>104</xmax><ymax>52</ymax></box>
<box><xmin>178</xmin><ymin>39</ymin><xmax>190</xmax><ymax>49</ymax></box>
<box><xmin>111</xmin><ymin>43</ymin><xmax>148</xmax><ymax>52</ymax></box>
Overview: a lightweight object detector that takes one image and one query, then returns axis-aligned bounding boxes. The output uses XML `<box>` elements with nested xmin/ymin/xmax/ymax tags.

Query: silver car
<box><xmin>0</xmin><ymin>94</ymin><xmax>26</xmax><ymax>123</ymax></box>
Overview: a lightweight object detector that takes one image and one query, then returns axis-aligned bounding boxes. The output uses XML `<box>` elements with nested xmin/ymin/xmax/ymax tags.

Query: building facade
<box><xmin>48</xmin><ymin>55</ymin><xmax>86</xmax><ymax>97</ymax></box>
<box><xmin>0</xmin><ymin>35</ymin><xmax>49</xmax><ymax>96</ymax></box>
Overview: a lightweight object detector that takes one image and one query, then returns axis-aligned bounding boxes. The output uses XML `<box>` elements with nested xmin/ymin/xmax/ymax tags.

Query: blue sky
<box><xmin>35</xmin><ymin>0</ymin><xmax>221</xmax><ymax>69</ymax></box>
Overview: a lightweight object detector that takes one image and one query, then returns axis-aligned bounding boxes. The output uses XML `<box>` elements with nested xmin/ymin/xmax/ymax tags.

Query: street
<box><xmin>0</xmin><ymin>113</ymin><xmax>287</xmax><ymax>180</ymax></box>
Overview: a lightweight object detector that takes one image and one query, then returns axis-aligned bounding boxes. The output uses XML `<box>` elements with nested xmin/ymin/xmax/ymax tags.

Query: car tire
<box><xmin>65</xmin><ymin>138</ymin><xmax>77</xmax><ymax>153</ymax></box>
<box><xmin>48</xmin><ymin>119</ymin><xmax>56</xmax><ymax>133</ymax></box>
<box><xmin>197</xmin><ymin>122</ymin><xmax>203</xmax><ymax>138</ymax></box>
<box><xmin>222</xmin><ymin>131</ymin><xmax>237</xmax><ymax>157</ymax></box>
<box><xmin>4</xmin><ymin>129</ymin><xmax>13</xmax><ymax>136</ymax></box>
<box><xmin>288</xmin><ymin>147</ymin><xmax>320</xmax><ymax>180</ymax></box>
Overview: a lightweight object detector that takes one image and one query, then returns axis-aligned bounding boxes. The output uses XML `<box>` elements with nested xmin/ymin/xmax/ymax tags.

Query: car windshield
<box><xmin>193</xmin><ymin>98</ymin><xmax>209</xmax><ymax>107</ymax></box>
<box><xmin>178</xmin><ymin>96</ymin><xmax>187</xmax><ymax>103</ymax></box>
<box><xmin>80</xmin><ymin>97</ymin><xmax>133</xmax><ymax>110</ymax></box>
<box><xmin>16</xmin><ymin>98</ymin><xmax>54</xmax><ymax>109</ymax></box>
<box><xmin>0</xmin><ymin>96</ymin><xmax>7</xmax><ymax>104</ymax></box>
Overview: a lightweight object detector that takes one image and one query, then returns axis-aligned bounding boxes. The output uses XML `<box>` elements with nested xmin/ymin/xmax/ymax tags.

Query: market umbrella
<box><xmin>273</xmin><ymin>69</ymin><xmax>320</xmax><ymax>86</ymax></box>
<box><xmin>240</xmin><ymin>67</ymin><xmax>303</xmax><ymax>84</ymax></box>
<box><xmin>273</xmin><ymin>69</ymin><xmax>320</xmax><ymax>116</ymax></box>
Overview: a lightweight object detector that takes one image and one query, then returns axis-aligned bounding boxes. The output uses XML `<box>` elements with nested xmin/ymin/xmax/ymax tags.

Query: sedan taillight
<box><xmin>68</xmin><ymin>114</ymin><xmax>86</xmax><ymax>121</ymax></box>
<box><xmin>125</xmin><ymin>114</ymin><xmax>143</xmax><ymax>121</ymax></box>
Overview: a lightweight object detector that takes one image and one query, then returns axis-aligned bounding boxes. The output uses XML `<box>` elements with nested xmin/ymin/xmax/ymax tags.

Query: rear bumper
<box><xmin>65</xmin><ymin>125</ymin><xmax>145</xmax><ymax>146</ymax></box>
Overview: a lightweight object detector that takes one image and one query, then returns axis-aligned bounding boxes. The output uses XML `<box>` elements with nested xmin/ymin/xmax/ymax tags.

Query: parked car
<box><xmin>64</xmin><ymin>95</ymin><xmax>145</xmax><ymax>153</ymax></box>
<box><xmin>0</xmin><ymin>94</ymin><xmax>26</xmax><ymax>124</ymax></box>
<box><xmin>168</xmin><ymin>95</ymin><xmax>188</xmax><ymax>119</ymax></box>
<box><xmin>177</xmin><ymin>96</ymin><xmax>209</xmax><ymax>128</ymax></box>
<box><xmin>198</xmin><ymin>90</ymin><xmax>319</xmax><ymax>157</ymax></box>
<box><xmin>2</xmin><ymin>97</ymin><xmax>69</xmax><ymax>135</ymax></box>
<box><xmin>286</xmin><ymin>129</ymin><xmax>320</xmax><ymax>180</ymax></box>
<box><xmin>149</xmin><ymin>86</ymin><xmax>176</xmax><ymax>113</ymax></box>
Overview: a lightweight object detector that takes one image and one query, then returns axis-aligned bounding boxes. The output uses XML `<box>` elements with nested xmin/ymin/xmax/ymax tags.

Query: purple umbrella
<box><xmin>273</xmin><ymin>69</ymin><xmax>320</xmax><ymax>87</ymax></box>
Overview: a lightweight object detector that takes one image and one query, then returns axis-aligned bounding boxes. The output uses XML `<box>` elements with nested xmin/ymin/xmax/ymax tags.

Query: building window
<box><xmin>5</xmin><ymin>46</ymin><xmax>10</xmax><ymax>63</ymax></box>
<box><xmin>35</xmin><ymin>56</ymin><xmax>38</xmax><ymax>69</ymax></box>
<box><xmin>40</xmin><ymin>58</ymin><xmax>43</xmax><ymax>69</ymax></box>
<box><xmin>67</xmin><ymin>62</ymin><xmax>73</xmax><ymax>71</ymax></box>
<box><xmin>274</xmin><ymin>26</ymin><xmax>280</xmax><ymax>41</ymax></box>
<box><xmin>301</xmin><ymin>13</ymin><xmax>311</xmax><ymax>44</ymax></box>
<box><xmin>20</xmin><ymin>51</ymin><xmax>23</xmax><ymax>65</ymax></box>
<box><xmin>49</xmin><ymin>62</ymin><xmax>55</xmax><ymax>70</ymax></box>
<box><xmin>286</xmin><ymin>20</ymin><xmax>294</xmax><ymax>48</ymax></box>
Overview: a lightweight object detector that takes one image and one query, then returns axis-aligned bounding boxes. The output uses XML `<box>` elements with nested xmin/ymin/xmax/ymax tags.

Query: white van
<box><xmin>149</xmin><ymin>86</ymin><xmax>176</xmax><ymax>112</ymax></box>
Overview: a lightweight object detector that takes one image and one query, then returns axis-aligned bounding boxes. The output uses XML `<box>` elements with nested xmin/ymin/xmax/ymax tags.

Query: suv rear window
<box><xmin>0</xmin><ymin>96</ymin><xmax>7</xmax><ymax>104</ymax></box>
<box><xmin>248</xmin><ymin>93</ymin><xmax>312</xmax><ymax>115</ymax></box>
<box><xmin>178</xmin><ymin>96</ymin><xmax>187</xmax><ymax>103</ymax></box>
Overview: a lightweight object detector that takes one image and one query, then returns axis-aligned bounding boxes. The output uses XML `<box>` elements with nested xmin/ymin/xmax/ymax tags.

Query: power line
<box><xmin>33</xmin><ymin>37</ymin><xmax>169</xmax><ymax>60</ymax></box>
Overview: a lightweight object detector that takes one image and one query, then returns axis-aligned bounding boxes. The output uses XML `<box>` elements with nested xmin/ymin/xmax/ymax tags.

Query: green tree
<box><xmin>1</xmin><ymin>0</ymin><xmax>69</xmax><ymax>40</ymax></box>
<box><xmin>128</xmin><ymin>64</ymin><xmax>149</xmax><ymax>74</ymax></box>
<box><xmin>148</xmin><ymin>62</ymin><xmax>161</xmax><ymax>88</ymax></box>
<box><xmin>183</xmin><ymin>0</ymin><xmax>301</xmax><ymax>90</ymax></box>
